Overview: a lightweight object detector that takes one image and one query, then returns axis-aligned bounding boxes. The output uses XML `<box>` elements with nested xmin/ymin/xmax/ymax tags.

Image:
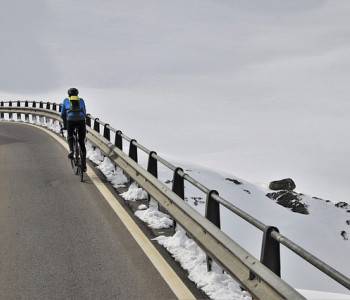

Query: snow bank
<box><xmin>135</xmin><ymin>206</ymin><xmax>173</xmax><ymax>229</ymax></box>
<box><xmin>85</xmin><ymin>150</ymin><xmax>128</xmax><ymax>188</ymax></box>
<box><xmin>120</xmin><ymin>182</ymin><xmax>148</xmax><ymax>201</ymax></box>
<box><xmin>86</xmin><ymin>142</ymin><xmax>104</xmax><ymax>164</ymax></box>
<box><xmin>154</xmin><ymin>230</ymin><xmax>251</xmax><ymax>300</ymax></box>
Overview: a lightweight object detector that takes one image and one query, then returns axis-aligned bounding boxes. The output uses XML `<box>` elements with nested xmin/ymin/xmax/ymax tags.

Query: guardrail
<box><xmin>1</xmin><ymin>100</ymin><xmax>349</xmax><ymax>299</ymax></box>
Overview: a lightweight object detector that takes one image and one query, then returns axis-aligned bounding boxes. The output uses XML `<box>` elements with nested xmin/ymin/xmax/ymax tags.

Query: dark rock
<box><xmin>266</xmin><ymin>191</ymin><xmax>309</xmax><ymax>215</ymax></box>
<box><xmin>269</xmin><ymin>178</ymin><xmax>296</xmax><ymax>191</ymax></box>
<box><xmin>341</xmin><ymin>231</ymin><xmax>348</xmax><ymax>240</ymax></box>
<box><xmin>164</xmin><ymin>179</ymin><xmax>172</xmax><ymax>184</ymax></box>
<box><xmin>335</xmin><ymin>202</ymin><xmax>350</xmax><ymax>210</ymax></box>
<box><xmin>225</xmin><ymin>178</ymin><xmax>242</xmax><ymax>185</ymax></box>
<box><xmin>244</xmin><ymin>189</ymin><xmax>251</xmax><ymax>194</ymax></box>
<box><xmin>346</xmin><ymin>220</ymin><xmax>350</xmax><ymax>225</ymax></box>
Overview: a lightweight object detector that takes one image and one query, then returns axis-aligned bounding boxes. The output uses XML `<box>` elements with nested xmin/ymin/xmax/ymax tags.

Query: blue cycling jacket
<box><xmin>61</xmin><ymin>97</ymin><xmax>86</xmax><ymax>121</ymax></box>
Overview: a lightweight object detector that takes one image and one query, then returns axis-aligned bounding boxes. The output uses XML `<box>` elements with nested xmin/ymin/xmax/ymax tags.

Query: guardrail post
<box><xmin>260</xmin><ymin>226</ymin><xmax>281</xmax><ymax>277</ymax></box>
<box><xmin>103</xmin><ymin>124</ymin><xmax>110</xmax><ymax>141</ymax></box>
<box><xmin>171</xmin><ymin>167</ymin><xmax>184</xmax><ymax>230</ymax></box>
<box><xmin>0</xmin><ymin>101</ymin><xmax>3</xmax><ymax>119</ymax></box>
<box><xmin>24</xmin><ymin>101</ymin><xmax>29</xmax><ymax>121</ymax></box>
<box><xmin>52</xmin><ymin>103</ymin><xmax>57</xmax><ymax>111</ymax></box>
<box><xmin>172</xmin><ymin>167</ymin><xmax>184</xmax><ymax>199</ymax></box>
<box><xmin>33</xmin><ymin>102</ymin><xmax>36</xmax><ymax>108</ymax></box>
<box><xmin>129</xmin><ymin>139</ymin><xmax>138</xmax><ymax>162</ymax></box>
<box><xmin>94</xmin><ymin>118</ymin><xmax>100</xmax><ymax>133</ymax></box>
<box><xmin>39</xmin><ymin>101</ymin><xmax>43</xmax><ymax>109</ymax></box>
<box><xmin>86</xmin><ymin>114</ymin><xmax>91</xmax><ymax>127</ymax></box>
<box><xmin>16</xmin><ymin>101</ymin><xmax>21</xmax><ymax>120</ymax></box>
<box><xmin>147</xmin><ymin>151</ymin><xmax>158</xmax><ymax>204</ymax></box>
<box><xmin>58</xmin><ymin>104</ymin><xmax>62</xmax><ymax>112</ymax></box>
<box><xmin>206</xmin><ymin>190</ymin><xmax>220</xmax><ymax>271</ymax></box>
<box><xmin>9</xmin><ymin>101</ymin><xmax>13</xmax><ymax>120</ymax></box>
<box><xmin>46</xmin><ymin>102</ymin><xmax>50</xmax><ymax>110</ymax></box>
<box><xmin>115</xmin><ymin>130</ymin><xmax>123</xmax><ymax>150</ymax></box>
<box><xmin>206</xmin><ymin>190</ymin><xmax>220</xmax><ymax>227</ymax></box>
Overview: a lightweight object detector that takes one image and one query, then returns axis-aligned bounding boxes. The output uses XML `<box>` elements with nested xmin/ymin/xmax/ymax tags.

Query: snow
<box><xmin>86</xmin><ymin>143</ymin><xmax>104</xmax><ymax>164</ymax></box>
<box><xmin>298</xmin><ymin>289</ymin><xmax>350</xmax><ymax>300</ymax></box>
<box><xmin>137</xmin><ymin>204</ymin><xmax>147</xmax><ymax>210</ymax></box>
<box><xmin>85</xmin><ymin>143</ymin><xmax>128</xmax><ymax>188</ymax></box>
<box><xmin>169</xmin><ymin>165</ymin><xmax>350</xmax><ymax>294</ymax></box>
<box><xmin>120</xmin><ymin>182</ymin><xmax>148</xmax><ymax>201</ymax></box>
<box><xmin>135</xmin><ymin>206</ymin><xmax>173</xmax><ymax>229</ymax></box>
<box><xmin>154</xmin><ymin>229</ymin><xmax>251</xmax><ymax>300</ymax></box>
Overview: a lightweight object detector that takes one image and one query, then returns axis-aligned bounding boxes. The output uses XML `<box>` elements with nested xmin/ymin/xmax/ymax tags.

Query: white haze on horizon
<box><xmin>1</xmin><ymin>0</ymin><xmax>350</xmax><ymax>202</ymax></box>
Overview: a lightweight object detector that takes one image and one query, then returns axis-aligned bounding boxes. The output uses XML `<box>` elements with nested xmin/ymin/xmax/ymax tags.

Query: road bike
<box><xmin>70</xmin><ymin>127</ymin><xmax>84</xmax><ymax>182</ymax></box>
<box><xmin>60</xmin><ymin>125</ymin><xmax>84</xmax><ymax>182</ymax></box>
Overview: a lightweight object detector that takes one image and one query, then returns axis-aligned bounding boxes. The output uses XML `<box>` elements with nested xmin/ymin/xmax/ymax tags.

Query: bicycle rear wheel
<box><xmin>80</xmin><ymin>166</ymin><xmax>84</xmax><ymax>182</ymax></box>
<box><xmin>70</xmin><ymin>158</ymin><xmax>75</xmax><ymax>171</ymax></box>
<box><xmin>74</xmin><ymin>138</ymin><xmax>80</xmax><ymax>175</ymax></box>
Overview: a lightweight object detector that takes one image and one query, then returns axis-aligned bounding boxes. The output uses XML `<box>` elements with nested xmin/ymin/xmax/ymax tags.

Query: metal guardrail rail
<box><xmin>1</xmin><ymin>101</ymin><xmax>350</xmax><ymax>299</ymax></box>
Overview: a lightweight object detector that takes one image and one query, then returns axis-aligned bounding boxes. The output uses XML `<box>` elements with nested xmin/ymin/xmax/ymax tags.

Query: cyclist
<box><xmin>61</xmin><ymin>88</ymin><xmax>87</xmax><ymax>172</ymax></box>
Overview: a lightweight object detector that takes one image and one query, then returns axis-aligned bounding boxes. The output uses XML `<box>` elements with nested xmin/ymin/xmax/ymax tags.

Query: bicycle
<box><xmin>60</xmin><ymin>125</ymin><xmax>84</xmax><ymax>182</ymax></box>
<box><xmin>70</xmin><ymin>127</ymin><xmax>84</xmax><ymax>182</ymax></box>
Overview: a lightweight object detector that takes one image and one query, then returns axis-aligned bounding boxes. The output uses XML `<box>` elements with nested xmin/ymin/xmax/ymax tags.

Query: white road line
<box><xmin>15</xmin><ymin>122</ymin><xmax>196</xmax><ymax>300</ymax></box>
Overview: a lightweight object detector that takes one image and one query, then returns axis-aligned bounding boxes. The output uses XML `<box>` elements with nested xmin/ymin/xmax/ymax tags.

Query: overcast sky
<box><xmin>1</xmin><ymin>0</ymin><xmax>350</xmax><ymax>201</ymax></box>
<box><xmin>2</xmin><ymin>0</ymin><xmax>347</xmax><ymax>93</ymax></box>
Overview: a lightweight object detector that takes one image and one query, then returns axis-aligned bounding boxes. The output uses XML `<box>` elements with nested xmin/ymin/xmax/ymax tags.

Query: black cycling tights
<box><xmin>67</xmin><ymin>120</ymin><xmax>87</xmax><ymax>157</ymax></box>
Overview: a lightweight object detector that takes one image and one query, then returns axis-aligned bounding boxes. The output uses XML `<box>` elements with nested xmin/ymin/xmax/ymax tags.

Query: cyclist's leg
<box><xmin>77</xmin><ymin>120</ymin><xmax>87</xmax><ymax>171</ymax></box>
<box><xmin>67</xmin><ymin>120</ymin><xmax>75</xmax><ymax>159</ymax></box>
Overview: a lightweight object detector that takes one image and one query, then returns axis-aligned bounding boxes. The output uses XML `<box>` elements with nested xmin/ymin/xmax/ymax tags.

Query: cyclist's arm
<box><xmin>81</xmin><ymin>99</ymin><xmax>87</xmax><ymax>118</ymax></box>
<box><xmin>61</xmin><ymin>99</ymin><xmax>67</xmax><ymax>129</ymax></box>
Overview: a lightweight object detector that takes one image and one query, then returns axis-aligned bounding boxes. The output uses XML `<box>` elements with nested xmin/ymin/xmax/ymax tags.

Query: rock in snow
<box><xmin>269</xmin><ymin>178</ymin><xmax>296</xmax><ymax>191</ymax></box>
<box><xmin>266</xmin><ymin>191</ymin><xmax>309</xmax><ymax>214</ymax></box>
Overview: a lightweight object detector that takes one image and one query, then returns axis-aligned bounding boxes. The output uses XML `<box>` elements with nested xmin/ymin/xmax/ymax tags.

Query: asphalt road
<box><xmin>0</xmin><ymin>123</ymin><xmax>178</xmax><ymax>299</ymax></box>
